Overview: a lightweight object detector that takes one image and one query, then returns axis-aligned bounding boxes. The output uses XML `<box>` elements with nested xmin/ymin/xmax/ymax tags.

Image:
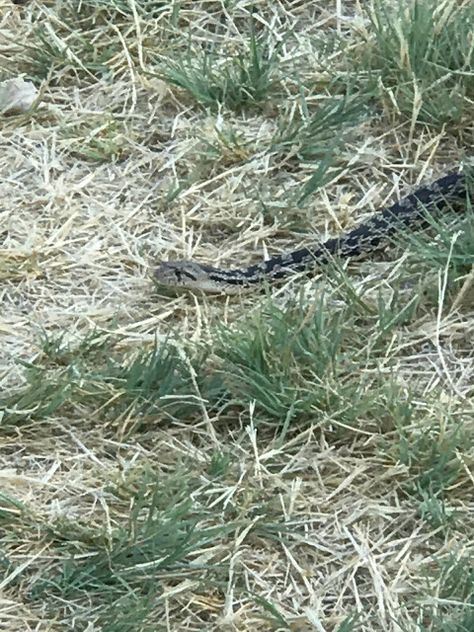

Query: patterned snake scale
<box><xmin>154</xmin><ymin>172</ymin><xmax>468</xmax><ymax>293</ymax></box>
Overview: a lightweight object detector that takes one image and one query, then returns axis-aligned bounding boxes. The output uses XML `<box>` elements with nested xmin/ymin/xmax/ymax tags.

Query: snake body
<box><xmin>154</xmin><ymin>172</ymin><xmax>467</xmax><ymax>293</ymax></box>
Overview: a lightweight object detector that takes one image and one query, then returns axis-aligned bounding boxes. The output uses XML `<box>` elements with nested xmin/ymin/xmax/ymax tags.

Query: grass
<box><xmin>356</xmin><ymin>0</ymin><xmax>474</xmax><ymax>125</ymax></box>
<box><xmin>1</xmin><ymin>0</ymin><xmax>473</xmax><ymax>630</ymax></box>
<box><xmin>31</xmin><ymin>467</ymin><xmax>233</xmax><ymax>601</ymax></box>
<box><xmin>156</xmin><ymin>18</ymin><xmax>283</xmax><ymax>112</ymax></box>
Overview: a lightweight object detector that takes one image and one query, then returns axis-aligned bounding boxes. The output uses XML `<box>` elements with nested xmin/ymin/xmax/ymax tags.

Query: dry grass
<box><xmin>0</xmin><ymin>0</ymin><xmax>473</xmax><ymax>630</ymax></box>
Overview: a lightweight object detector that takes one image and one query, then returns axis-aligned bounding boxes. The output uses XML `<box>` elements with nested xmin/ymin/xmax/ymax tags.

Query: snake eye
<box><xmin>181</xmin><ymin>269</ymin><xmax>197</xmax><ymax>281</ymax></box>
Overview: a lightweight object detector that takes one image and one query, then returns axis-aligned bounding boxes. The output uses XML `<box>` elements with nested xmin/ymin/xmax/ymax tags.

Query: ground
<box><xmin>0</xmin><ymin>1</ymin><xmax>473</xmax><ymax>631</ymax></box>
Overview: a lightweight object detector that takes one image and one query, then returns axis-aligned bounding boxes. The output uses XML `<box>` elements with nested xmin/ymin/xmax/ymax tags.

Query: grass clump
<box><xmin>396</xmin><ymin>418</ymin><xmax>468</xmax><ymax>530</ymax></box>
<box><xmin>10</xmin><ymin>1</ymin><xmax>164</xmax><ymax>83</ymax></box>
<box><xmin>417</xmin><ymin>553</ymin><xmax>474</xmax><ymax>631</ymax></box>
<box><xmin>212</xmin><ymin>287</ymin><xmax>417</xmax><ymax>436</ymax></box>
<box><xmin>1</xmin><ymin>466</ymin><xmax>234</xmax><ymax>630</ymax></box>
<box><xmin>157</xmin><ymin>21</ymin><xmax>282</xmax><ymax>112</ymax></box>
<box><xmin>273</xmin><ymin>92</ymin><xmax>374</xmax><ymax>163</ymax></box>
<box><xmin>272</xmin><ymin>91</ymin><xmax>375</xmax><ymax>205</ymax></box>
<box><xmin>32</xmin><ymin>468</ymin><xmax>230</xmax><ymax>602</ymax></box>
<box><xmin>358</xmin><ymin>0</ymin><xmax>474</xmax><ymax>125</ymax></box>
<box><xmin>1</xmin><ymin>333</ymin><xmax>223</xmax><ymax>433</ymax></box>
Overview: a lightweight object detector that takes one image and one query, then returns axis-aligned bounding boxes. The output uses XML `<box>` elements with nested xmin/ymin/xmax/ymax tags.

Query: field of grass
<box><xmin>0</xmin><ymin>0</ymin><xmax>473</xmax><ymax>630</ymax></box>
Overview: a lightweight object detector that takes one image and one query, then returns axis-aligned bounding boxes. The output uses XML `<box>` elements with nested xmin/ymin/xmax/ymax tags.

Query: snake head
<box><xmin>153</xmin><ymin>260</ymin><xmax>225</xmax><ymax>293</ymax></box>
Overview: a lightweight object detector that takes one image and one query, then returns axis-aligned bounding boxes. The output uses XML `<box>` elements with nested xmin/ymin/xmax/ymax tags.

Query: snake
<box><xmin>154</xmin><ymin>171</ymin><xmax>467</xmax><ymax>293</ymax></box>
